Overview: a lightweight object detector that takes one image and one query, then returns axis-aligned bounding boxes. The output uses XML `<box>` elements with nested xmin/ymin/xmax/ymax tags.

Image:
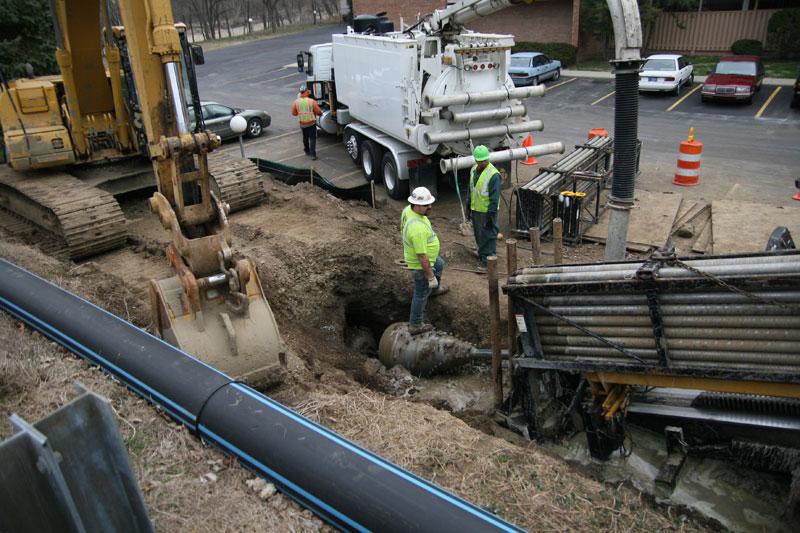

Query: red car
<box><xmin>701</xmin><ymin>56</ymin><xmax>764</xmax><ymax>105</ymax></box>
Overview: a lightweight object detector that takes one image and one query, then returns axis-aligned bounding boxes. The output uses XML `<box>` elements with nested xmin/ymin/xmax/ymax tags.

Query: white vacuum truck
<box><xmin>297</xmin><ymin>0</ymin><xmax>565</xmax><ymax>199</ymax></box>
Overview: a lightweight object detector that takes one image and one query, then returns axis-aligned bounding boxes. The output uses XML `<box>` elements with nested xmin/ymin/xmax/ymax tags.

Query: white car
<box><xmin>639</xmin><ymin>54</ymin><xmax>694</xmax><ymax>95</ymax></box>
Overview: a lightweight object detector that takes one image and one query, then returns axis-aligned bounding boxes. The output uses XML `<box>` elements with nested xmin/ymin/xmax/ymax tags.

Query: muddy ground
<box><xmin>0</xmin><ymin>171</ymin><xmax>730</xmax><ymax>532</ymax></box>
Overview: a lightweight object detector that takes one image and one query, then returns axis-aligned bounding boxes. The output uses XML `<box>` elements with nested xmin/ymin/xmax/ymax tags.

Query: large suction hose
<box><xmin>0</xmin><ymin>258</ymin><xmax>523</xmax><ymax>533</ymax></box>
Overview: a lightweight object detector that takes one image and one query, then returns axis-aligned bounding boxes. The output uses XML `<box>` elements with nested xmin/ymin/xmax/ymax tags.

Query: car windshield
<box><xmin>642</xmin><ymin>59</ymin><xmax>676</xmax><ymax>71</ymax></box>
<box><xmin>714</xmin><ymin>61</ymin><xmax>756</xmax><ymax>76</ymax></box>
<box><xmin>510</xmin><ymin>56</ymin><xmax>533</xmax><ymax>67</ymax></box>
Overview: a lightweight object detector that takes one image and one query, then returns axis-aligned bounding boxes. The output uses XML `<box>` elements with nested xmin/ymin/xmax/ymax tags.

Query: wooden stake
<box><xmin>505</xmin><ymin>239</ymin><xmax>517</xmax><ymax>393</ymax></box>
<box><xmin>487</xmin><ymin>256</ymin><xmax>503</xmax><ymax>409</ymax></box>
<box><xmin>530</xmin><ymin>226</ymin><xmax>540</xmax><ymax>265</ymax></box>
<box><xmin>553</xmin><ymin>218</ymin><xmax>563</xmax><ymax>264</ymax></box>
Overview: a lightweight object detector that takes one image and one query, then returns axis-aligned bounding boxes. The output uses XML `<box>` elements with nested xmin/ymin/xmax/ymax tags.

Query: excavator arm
<box><xmin>113</xmin><ymin>0</ymin><xmax>285</xmax><ymax>385</ymax></box>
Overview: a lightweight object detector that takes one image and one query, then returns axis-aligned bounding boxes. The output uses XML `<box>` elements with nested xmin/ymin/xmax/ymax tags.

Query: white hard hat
<box><xmin>408</xmin><ymin>186</ymin><xmax>435</xmax><ymax>205</ymax></box>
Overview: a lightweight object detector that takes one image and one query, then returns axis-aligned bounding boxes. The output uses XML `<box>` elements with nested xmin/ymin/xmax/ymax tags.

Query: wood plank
<box><xmin>584</xmin><ymin>190</ymin><xmax>683</xmax><ymax>251</ymax></box>
<box><xmin>691</xmin><ymin>217</ymin><xmax>712</xmax><ymax>254</ymax></box>
<box><xmin>710</xmin><ymin>199</ymin><xmax>800</xmax><ymax>254</ymax></box>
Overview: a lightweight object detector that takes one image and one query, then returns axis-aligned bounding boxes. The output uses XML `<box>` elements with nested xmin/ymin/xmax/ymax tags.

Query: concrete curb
<box><xmin>560</xmin><ymin>69</ymin><xmax>795</xmax><ymax>86</ymax></box>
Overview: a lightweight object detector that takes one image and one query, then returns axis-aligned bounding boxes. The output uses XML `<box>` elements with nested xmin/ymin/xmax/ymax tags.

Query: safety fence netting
<box><xmin>252</xmin><ymin>158</ymin><xmax>372</xmax><ymax>203</ymax></box>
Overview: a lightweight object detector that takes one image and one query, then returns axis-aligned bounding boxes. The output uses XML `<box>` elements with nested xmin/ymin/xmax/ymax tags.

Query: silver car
<box><xmin>190</xmin><ymin>101</ymin><xmax>271</xmax><ymax>139</ymax></box>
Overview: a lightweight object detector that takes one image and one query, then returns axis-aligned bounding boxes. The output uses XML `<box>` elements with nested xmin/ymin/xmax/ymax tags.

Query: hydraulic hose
<box><xmin>0</xmin><ymin>258</ymin><xmax>524</xmax><ymax>533</ymax></box>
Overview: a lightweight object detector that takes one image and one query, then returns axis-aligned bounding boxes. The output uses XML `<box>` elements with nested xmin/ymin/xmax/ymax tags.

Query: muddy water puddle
<box><xmin>415</xmin><ymin>372</ymin><xmax>793</xmax><ymax>532</ymax></box>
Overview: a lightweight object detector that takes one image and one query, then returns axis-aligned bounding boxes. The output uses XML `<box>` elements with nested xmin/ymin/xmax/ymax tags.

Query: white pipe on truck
<box><xmin>424</xmin><ymin>120</ymin><xmax>543</xmax><ymax>145</ymax></box>
<box><xmin>450</xmin><ymin>105</ymin><xmax>527</xmax><ymax>124</ymax></box>
<box><xmin>424</xmin><ymin>85</ymin><xmax>545</xmax><ymax>108</ymax></box>
<box><xmin>430</xmin><ymin>0</ymin><xmax>527</xmax><ymax>31</ymax></box>
<box><xmin>440</xmin><ymin>141</ymin><xmax>565</xmax><ymax>173</ymax></box>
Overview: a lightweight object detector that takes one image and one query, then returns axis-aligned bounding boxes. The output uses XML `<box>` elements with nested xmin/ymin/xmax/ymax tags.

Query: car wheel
<box><xmin>746</xmin><ymin>96</ymin><xmax>753</xmax><ymax>105</ymax></box>
<box><xmin>246</xmin><ymin>118</ymin><xmax>263</xmax><ymax>138</ymax></box>
<box><xmin>361</xmin><ymin>140</ymin><xmax>380</xmax><ymax>180</ymax></box>
<box><xmin>672</xmin><ymin>83</ymin><xmax>680</xmax><ymax>96</ymax></box>
<box><xmin>551</xmin><ymin>68</ymin><xmax>560</xmax><ymax>82</ymax></box>
<box><xmin>381</xmin><ymin>152</ymin><xmax>408</xmax><ymax>200</ymax></box>
<box><xmin>345</xmin><ymin>131</ymin><xmax>361</xmax><ymax>164</ymax></box>
<box><xmin>533</xmin><ymin>76</ymin><xmax>539</xmax><ymax>86</ymax></box>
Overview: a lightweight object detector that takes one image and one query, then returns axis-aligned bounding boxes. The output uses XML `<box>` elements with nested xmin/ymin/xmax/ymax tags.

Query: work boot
<box><xmin>429</xmin><ymin>285</ymin><xmax>449</xmax><ymax>297</ymax></box>
<box><xmin>407</xmin><ymin>323</ymin><xmax>434</xmax><ymax>335</ymax></box>
<box><xmin>311</xmin><ymin>155</ymin><xmax>318</xmax><ymax>160</ymax></box>
<box><xmin>476</xmin><ymin>265</ymin><xmax>487</xmax><ymax>273</ymax></box>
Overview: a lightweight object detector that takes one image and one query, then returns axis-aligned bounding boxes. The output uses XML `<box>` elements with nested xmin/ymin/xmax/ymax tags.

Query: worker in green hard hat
<box><xmin>465</xmin><ymin>145</ymin><xmax>501</xmax><ymax>273</ymax></box>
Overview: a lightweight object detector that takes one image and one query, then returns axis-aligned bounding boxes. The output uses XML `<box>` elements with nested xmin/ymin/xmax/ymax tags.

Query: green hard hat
<box><xmin>473</xmin><ymin>145</ymin><xmax>490</xmax><ymax>161</ymax></box>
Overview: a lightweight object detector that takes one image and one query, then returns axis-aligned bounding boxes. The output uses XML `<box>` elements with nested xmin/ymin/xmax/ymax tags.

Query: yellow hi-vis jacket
<box><xmin>469</xmin><ymin>163</ymin><xmax>500</xmax><ymax>212</ymax></box>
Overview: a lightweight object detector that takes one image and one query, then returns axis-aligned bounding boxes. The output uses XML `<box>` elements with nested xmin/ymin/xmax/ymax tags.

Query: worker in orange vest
<box><xmin>291</xmin><ymin>84</ymin><xmax>323</xmax><ymax>160</ymax></box>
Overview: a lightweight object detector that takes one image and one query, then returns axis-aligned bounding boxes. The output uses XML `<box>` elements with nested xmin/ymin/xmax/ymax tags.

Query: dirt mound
<box><xmin>0</xmin><ymin>174</ymin><xmax>714</xmax><ymax>531</ymax></box>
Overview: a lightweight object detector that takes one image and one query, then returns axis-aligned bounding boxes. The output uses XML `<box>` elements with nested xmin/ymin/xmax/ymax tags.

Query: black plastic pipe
<box><xmin>0</xmin><ymin>258</ymin><xmax>524</xmax><ymax>533</ymax></box>
<box><xmin>611</xmin><ymin>65</ymin><xmax>639</xmax><ymax>203</ymax></box>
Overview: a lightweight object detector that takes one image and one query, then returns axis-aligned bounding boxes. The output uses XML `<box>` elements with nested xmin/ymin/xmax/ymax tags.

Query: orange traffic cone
<box><xmin>673</xmin><ymin>127</ymin><xmax>702</xmax><ymax>187</ymax></box>
<box><xmin>793</xmin><ymin>179</ymin><xmax>800</xmax><ymax>201</ymax></box>
<box><xmin>521</xmin><ymin>135</ymin><xmax>538</xmax><ymax>165</ymax></box>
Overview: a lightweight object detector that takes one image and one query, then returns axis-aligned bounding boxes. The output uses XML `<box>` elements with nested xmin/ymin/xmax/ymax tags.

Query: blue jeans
<box><xmin>301</xmin><ymin>124</ymin><xmax>317</xmax><ymax>156</ymax></box>
<box><xmin>409</xmin><ymin>256</ymin><xmax>445</xmax><ymax>326</ymax></box>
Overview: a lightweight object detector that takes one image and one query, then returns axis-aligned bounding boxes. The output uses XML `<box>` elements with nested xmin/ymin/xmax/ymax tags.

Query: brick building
<box><xmin>352</xmin><ymin>0</ymin><xmax>579</xmax><ymax>48</ymax></box>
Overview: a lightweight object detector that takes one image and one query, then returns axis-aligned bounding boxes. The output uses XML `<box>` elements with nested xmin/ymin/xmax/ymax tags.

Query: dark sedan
<box><xmin>190</xmin><ymin>102</ymin><xmax>271</xmax><ymax>139</ymax></box>
<box><xmin>701</xmin><ymin>56</ymin><xmax>764</xmax><ymax>105</ymax></box>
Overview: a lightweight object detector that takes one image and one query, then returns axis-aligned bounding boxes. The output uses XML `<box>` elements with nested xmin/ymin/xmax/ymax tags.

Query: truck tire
<box><xmin>361</xmin><ymin>140</ymin><xmax>380</xmax><ymax>180</ymax></box>
<box><xmin>345</xmin><ymin>131</ymin><xmax>361</xmax><ymax>164</ymax></box>
<box><xmin>381</xmin><ymin>152</ymin><xmax>408</xmax><ymax>200</ymax></box>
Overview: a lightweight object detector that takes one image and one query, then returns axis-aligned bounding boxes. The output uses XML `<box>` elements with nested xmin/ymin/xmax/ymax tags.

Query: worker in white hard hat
<box><xmin>401</xmin><ymin>187</ymin><xmax>448</xmax><ymax>335</ymax></box>
<box><xmin>291</xmin><ymin>84</ymin><xmax>323</xmax><ymax>160</ymax></box>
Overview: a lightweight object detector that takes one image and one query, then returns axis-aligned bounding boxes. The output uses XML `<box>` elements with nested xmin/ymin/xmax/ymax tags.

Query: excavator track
<box><xmin>208</xmin><ymin>152</ymin><xmax>266</xmax><ymax>212</ymax></box>
<box><xmin>0</xmin><ymin>167</ymin><xmax>127</xmax><ymax>260</ymax></box>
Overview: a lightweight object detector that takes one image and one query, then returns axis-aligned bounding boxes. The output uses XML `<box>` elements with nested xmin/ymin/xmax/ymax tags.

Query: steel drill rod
<box><xmin>545</xmin><ymin>351</ymin><xmax>800</xmax><ymax>374</ymax></box>
<box><xmin>534</xmin><ymin>314</ymin><xmax>800</xmax><ymax>328</ymax></box>
<box><xmin>536</xmin><ymin>290</ymin><xmax>800</xmax><ymax>307</ymax></box>
<box><xmin>540</xmin><ymin>345</ymin><xmax>800</xmax><ymax>364</ymax></box>
<box><xmin>523</xmin><ymin>137</ymin><xmax>611</xmax><ymax>193</ymax></box>
<box><xmin>543</xmin><ymin>303</ymin><xmax>797</xmax><ymax>316</ymax></box>
<box><xmin>537</xmin><ymin>325</ymin><xmax>800</xmax><ymax>341</ymax></box>
<box><xmin>512</xmin><ymin>253</ymin><xmax>800</xmax><ymax>278</ymax></box>
<box><xmin>540</xmin><ymin>335</ymin><xmax>800</xmax><ymax>354</ymax></box>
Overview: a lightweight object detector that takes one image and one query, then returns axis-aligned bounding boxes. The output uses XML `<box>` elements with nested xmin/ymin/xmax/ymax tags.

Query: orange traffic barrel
<box><xmin>588</xmin><ymin>128</ymin><xmax>608</xmax><ymax>140</ymax></box>
<box><xmin>673</xmin><ymin>127</ymin><xmax>702</xmax><ymax>187</ymax></box>
<box><xmin>521</xmin><ymin>135</ymin><xmax>538</xmax><ymax>165</ymax></box>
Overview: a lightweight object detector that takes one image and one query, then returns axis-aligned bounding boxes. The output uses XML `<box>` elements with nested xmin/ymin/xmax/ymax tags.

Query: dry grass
<box><xmin>295</xmin><ymin>390</ymin><xmax>710</xmax><ymax>532</ymax></box>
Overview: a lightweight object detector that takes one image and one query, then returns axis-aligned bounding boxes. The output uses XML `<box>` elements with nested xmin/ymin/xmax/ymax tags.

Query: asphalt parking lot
<box><xmin>200</xmin><ymin>30</ymin><xmax>800</xmax><ymax>208</ymax></box>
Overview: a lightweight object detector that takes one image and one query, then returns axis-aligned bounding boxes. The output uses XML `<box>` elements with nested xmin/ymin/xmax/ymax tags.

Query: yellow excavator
<box><xmin>0</xmin><ymin>0</ymin><xmax>284</xmax><ymax>386</ymax></box>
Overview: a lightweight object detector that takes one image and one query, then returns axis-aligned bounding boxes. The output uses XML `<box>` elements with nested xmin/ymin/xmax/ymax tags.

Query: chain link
<box><xmin>671</xmin><ymin>258</ymin><xmax>800</xmax><ymax>312</ymax></box>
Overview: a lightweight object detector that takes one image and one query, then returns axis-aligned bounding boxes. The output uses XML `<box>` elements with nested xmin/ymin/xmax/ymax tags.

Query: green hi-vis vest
<box><xmin>470</xmin><ymin>163</ymin><xmax>499</xmax><ymax>212</ymax></box>
<box><xmin>402</xmin><ymin>211</ymin><xmax>439</xmax><ymax>269</ymax></box>
<box><xmin>297</xmin><ymin>98</ymin><xmax>314</xmax><ymax>124</ymax></box>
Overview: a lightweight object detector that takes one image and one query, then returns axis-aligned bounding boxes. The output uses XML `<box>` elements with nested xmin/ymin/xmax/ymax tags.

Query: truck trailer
<box><xmin>297</xmin><ymin>0</ymin><xmax>565</xmax><ymax>199</ymax></box>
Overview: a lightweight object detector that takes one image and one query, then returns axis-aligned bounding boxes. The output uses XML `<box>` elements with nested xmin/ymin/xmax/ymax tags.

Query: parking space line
<box><xmin>667</xmin><ymin>84</ymin><xmax>703</xmax><ymax>111</ymax></box>
<box><xmin>591</xmin><ymin>91</ymin><xmax>615</xmax><ymax>105</ymax></box>
<box><xmin>219</xmin><ymin>66</ymin><xmax>292</xmax><ymax>86</ymax></box>
<box><xmin>254</xmin><ymin>71</ymin><xmax>302</xmax><ymax>85</ymax></box>
<box><xmin>755</xmin><ymin>87</ymin><xmax>782</xmax><ymax>118</ymax></box>
<box><xmin>329</xmin><ymin>169</ymin><xmax>363</xmax><ymax>183</ymax></box>
<box><xmin>276</xmin><ymin>142</ymin><xmax>339</xmax><ymax>163</ymax></box>
<box><xmin>217</xmin><ymin>131</ymin><xmax>297</xmax><ymax>153</ymax></box>
<box><xmin>545</xmin><ymin>78</ymin><xmax>576</xmax><ymax>91</ymax></box>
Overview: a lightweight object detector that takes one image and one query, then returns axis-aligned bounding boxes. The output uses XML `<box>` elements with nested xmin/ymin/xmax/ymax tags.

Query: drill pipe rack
<box><xmin>502</xmin><ymin>248</ymin><xmax>800</xmax><ymax>459</ymax></box>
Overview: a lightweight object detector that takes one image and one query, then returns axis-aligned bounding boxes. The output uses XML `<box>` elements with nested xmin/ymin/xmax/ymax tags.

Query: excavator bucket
<box><xmin>149</xmin><ymin>257</ymin><xmax>285</xmax><ymax>389</ymax></box>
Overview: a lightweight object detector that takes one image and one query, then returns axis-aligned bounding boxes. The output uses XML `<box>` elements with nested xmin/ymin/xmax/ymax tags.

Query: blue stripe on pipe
<box><xmin>229</xmin><ymin>383</ymin><xmax>524</xmax><ymax>532</ymax></box>
<box><xmin>0</xmin><ymin>295</ymin><xmax>196</xmax><ymax>426</ymax></box>
<box><xmin>197</xmin><ymin>427</ymin><xmax>370</xmax><ymax>533</ymax></box>
<box><xmin>0</xmin><ymin>258</ymin><xmax>233</xmax><ymax>379</ymax></box>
